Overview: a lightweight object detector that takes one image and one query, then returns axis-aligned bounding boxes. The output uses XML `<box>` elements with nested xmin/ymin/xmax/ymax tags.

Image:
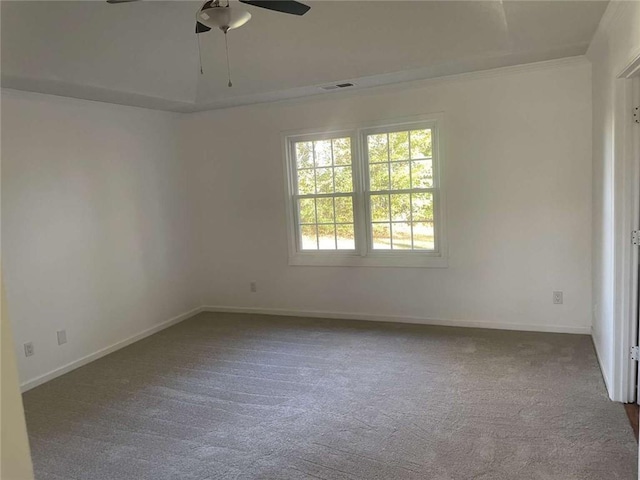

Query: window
<box><xmin>293</xmin><ymin>137</ymin><xmax>356</xmax><ymax>250</ymax></box>
<box><xmin>284</xmin><ymin>115</ymin><xmax>446</xmax><ymax>267</ymax></box>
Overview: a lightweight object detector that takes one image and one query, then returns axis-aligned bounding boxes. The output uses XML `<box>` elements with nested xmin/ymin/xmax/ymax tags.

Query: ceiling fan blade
<box><xmin>106</xmin><ymin>0</ymin><xmax>140</xmax><ymax>3</ymax></box>
<box><xmin>196</xmin><ymin>22</ymin><xmax>212</xmax><ymax>34</ymax></box>
<box><xmin>195</xmin><ymin>1</ymin><xmax>214</xmax><ymax>34</ymax></box>
<box><xmin>239</xmin><ymin>0</ymin><xmax>310</xmax><ymax>16</ymax></box>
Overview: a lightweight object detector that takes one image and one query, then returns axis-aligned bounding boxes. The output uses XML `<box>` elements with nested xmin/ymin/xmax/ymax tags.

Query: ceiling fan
<box><xmin>107</xmin><ymin>0</ymin><xmax>311</xmax><ymax>86</ymax></box>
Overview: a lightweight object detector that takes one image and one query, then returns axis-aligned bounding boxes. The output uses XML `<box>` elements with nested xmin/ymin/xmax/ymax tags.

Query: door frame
<box><xmin>613</xmin><ymin>53</ymin><xmax>640</xmax><ymax>403</ymax></box>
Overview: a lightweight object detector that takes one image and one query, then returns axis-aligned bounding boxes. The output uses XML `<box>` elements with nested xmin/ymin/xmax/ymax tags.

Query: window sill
<box><xmin>288</xmin><ymin>253</ymin><xmax>448</xmax><ymax>268</ymax></box>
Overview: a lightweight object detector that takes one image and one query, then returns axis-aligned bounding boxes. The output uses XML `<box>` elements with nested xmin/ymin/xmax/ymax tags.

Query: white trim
<box><xmin>202</xmin><ymin>305</ymin><xmax>591</xmax><ymax>335</ymax></box>
<box><xmin>610</xmin><ymin>52</ymin><xmax>640</xmax><ymax>403</ymax></box>
<box><xmin>180</xmin><ymin>57</ymin><xmax>590</xmax><ymax>117</ymax></box>
<box><xmin>4</xmin><ymin>56</ymin><xmax>589</xmax><ymax>114</ymax></box>
<box><xmin>592</xmin><ymin>326</ymin><xmax>612</xmax><ymax>391</ymax></box>
<box><xmin>282</xmin><ymin>113</ymin><xmax>448</xmax><ymax>268</ymax></box>
<box><xmin>337</xmin><ymin>56</ymin><xmax>589</xmax><ymax>99</ymax></box>
<box><xmin>288</xmin><ymin>253</ymin><xmax>449</xmax><ymax>268</ymax></box>
<box><xmin>18</xmin><ymin>304</ymin><xmax>591</xmax><ymax>392</ymax></box>
<box><xmin>0</xmin><ymin>87</ymin><xmax>184</xmax><ymax>116</ymax></box>
<box><xmin>190</xmin><ymin>56</ymin><xmax>589</xmax><ymax>113</ymax></box>
<box><xmin>19</xmin><ymin>306</ymin><xmax>204</xmax><ymax>392</ymax></box>
<box><xmin>620</xmin><ymin>53</ymin><xmax>640</xmax><ymax>80</ymax></box>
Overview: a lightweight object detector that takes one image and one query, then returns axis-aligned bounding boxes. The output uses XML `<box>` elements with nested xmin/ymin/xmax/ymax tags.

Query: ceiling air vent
<box><xmin>320</xmin><ymin>82</ymin><xmax>356</xmax><ymax>91</ymax></box>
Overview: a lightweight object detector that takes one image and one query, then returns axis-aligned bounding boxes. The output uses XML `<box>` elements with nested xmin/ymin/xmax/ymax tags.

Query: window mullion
<box><xmin>331</xmin><ymin>142</ymin><xmax>338</xmax><ymax>249</ymax></box>
<box><xmin>296</xmin><ymin>193</ymin><xmax>352</xmax><ymax>199</ymax></box>
<box><xmin>386</xmin><ymin>134</ymin><xmax>394</xmax><ymax>250</ymax></box>
<box><xmin>433</xmin><ymin>188</ymin><xmax>440</xmax><ymax>253</ymax></box>
<box><xmin>408</xmin><ymin>131</ymin><xmax>414</xmax><ymax>249</ymax></box>
<box><xmin>312</xmin><ymin>142</ymin><xmax>319</xmax><ymax>250</ymax></box>
<box><xmin>354</xmin><ymin>132</ymin><xmax>368</xmax><ymax>257</ymax></box>
<box><xmin>295</xmin><ymin>193</ymin><xmax>353</xmax><ymax>200</ymax></box>
<box><xmin>367</xmin><ymin>188</ymin><xmax>435</xmax><ymax>195</ymax></box>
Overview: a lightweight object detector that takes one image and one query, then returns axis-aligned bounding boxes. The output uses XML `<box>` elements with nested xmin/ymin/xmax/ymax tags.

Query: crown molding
<box><xmin>358</xmin><ymin>55</ymin><xmax>590</xmax><ymax>97</ymax></box>
<box><xmin>1</xmin><ymin>75</ymin><xmax>192</xmax><ymax>113</ymax></box>
<box><xmin>187</xmin><ymin>55</ymin><xmax>590</xmax><ymax>114</ymax></box>
<box><xmin>3</xmin><ymin>54</ymin><xmax>590</xmax><ymax>115</ymax></box>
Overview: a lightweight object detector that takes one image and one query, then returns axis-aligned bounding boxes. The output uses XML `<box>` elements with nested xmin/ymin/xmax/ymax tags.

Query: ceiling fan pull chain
<box><xmin>224</xmin><ymin>31</ymin><xmax>232</xmax><ymax>87</ymax></box>
<box><xmin>197</xmin><ymin>34</ymin><xmax>204</xmax><ymax>75</ymax></box>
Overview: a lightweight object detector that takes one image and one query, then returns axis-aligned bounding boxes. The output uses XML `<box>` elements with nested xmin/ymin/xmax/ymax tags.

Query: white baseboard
<box><xmin>20</xmin><ymin>306</ymin><xmax>204</xmax><ymax>392</ymax></box>
<box><xmin>591</xmin><ymin>326</ymin><xmax>614</xmax><ymax>400</ymax></box>
<box><xmin>20</xmin><ymin>305</ymin><xmax>590</xmax><ymax>392</ymax></box>
<box><xmin>202</xmin><ymin>305</ymin><xmax>592</xmax><ymax>335</ymax></box>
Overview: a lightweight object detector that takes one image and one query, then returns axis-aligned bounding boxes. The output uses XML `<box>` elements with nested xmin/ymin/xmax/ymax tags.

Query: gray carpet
<box><xmin>23</xmin><ymin>312</ymin><xmax>637</xmax><ymax>480</ymax></box>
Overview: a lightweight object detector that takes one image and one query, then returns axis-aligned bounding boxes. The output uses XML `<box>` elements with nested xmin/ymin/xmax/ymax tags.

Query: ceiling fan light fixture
<box><xmin>197</xmin><ymin>6</ymin><xmax>251</xmax><ymax>32</ymax></box>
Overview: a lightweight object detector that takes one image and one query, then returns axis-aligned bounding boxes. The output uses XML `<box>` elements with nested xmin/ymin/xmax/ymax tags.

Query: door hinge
<box><xmin>633</xmin><ymin>230</ymin><xmax>640</xmax><ymax>245</ymax></box>
<box><xmin>635</xmin><ymin>106</ymin><xmax>640</xmax><ymax>124</ymax></box>
<box><xmin>631</xmin><ymin>346</ymin><xmax>640</xmax><ymax>361</ymax></box>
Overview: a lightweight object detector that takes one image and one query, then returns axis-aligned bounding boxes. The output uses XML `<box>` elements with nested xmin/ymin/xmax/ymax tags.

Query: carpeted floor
<box><xmin>23</xmin><ymin>312</ymin><xmax>637</xmax><ymax>480</ymax></box>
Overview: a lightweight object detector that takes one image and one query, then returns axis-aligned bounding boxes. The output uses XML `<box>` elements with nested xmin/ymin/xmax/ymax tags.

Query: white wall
<box><xmin>1</xmin><ymin>58</ymin><xmax>594</xmax><ymax>390</ymax></box>
<box><xmin>587</xmin><ymin>0</ymin><xmax>640</xmax><ymax>401</ymax></box>
<box><xmin>1</xmin><ymin>90</ymin><xmax>200</xmax><ymax>388</ymax></box>
<box><xmin>180</xmin><ymin>58</ymin><xmax>593</xmax><ymax>334</ymax></box>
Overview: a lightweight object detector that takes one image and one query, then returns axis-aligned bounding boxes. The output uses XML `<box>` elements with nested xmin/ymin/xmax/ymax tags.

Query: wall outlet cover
<box><xmin>57</xmin><ymin>330</ymin><xmax>67</xmax><ymax>345</ymax></box>
<box><xmin>24</xmin><ymin>342</ymin><xmax>34</xmax><ymax>357</ymax></box>
<box><xmin>553</xmin><ymin>291</ymin><xmax>563</xmax><ymax>305</ymax></box>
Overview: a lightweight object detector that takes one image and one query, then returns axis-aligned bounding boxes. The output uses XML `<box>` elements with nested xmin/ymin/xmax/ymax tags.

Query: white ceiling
<box><xmin>1</xmin><ymin>0</ymin><xmax>608</xmax><ymax>112</ymax></box>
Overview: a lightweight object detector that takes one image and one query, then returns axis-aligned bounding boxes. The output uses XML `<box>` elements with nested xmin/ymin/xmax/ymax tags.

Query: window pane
<box><xmin>411</xmin><ymin>160</ymin><xmax>433</xmax><ymax>188</ymax></box>
<box><xmin>316</xmin><ymin>197</ymin><xmax>334</xmax><ymax>224</ymax></box>
<box><xmin>314</xmin><ymin>140</ymin><xmax>332</xmax><ymax>167</ymax></box>
<box><xmin>334</xmin><ymin>166</ymin><xmax>353</xmax><ymax>193</ymax></box>
<box><xmin>298</xmin><ymin>198</ymin><xmax>316</xmax><ymax>224</ymax></box>
<box><xmin>300</xmin><ymin>225</ymin><xmax>318</xmax><ymax>250</ymax></box>
<box><xmin>412</xmin><ymin>193</ymin><xmax>433</xmax><ymax>221</ymax></box>
<box><xmin>410</xmin><ymin>129</ymin><xmax>432</xmax><ymax>159</ymax></box>
<box><xmin>390</xmin><ymin>161</ymin><xmax>411</xmax><ymax>190</ymax></box>
<box><xmin>370</xmin><ymin>194</ymin><xmax>390</xmax><ymax>222</ymax></box>
<box><xmin>297</xmin><ymin>168</ymin><xmax>315</xmax><ymax>194</ymax></box>
<box><xmin>318</xmin><ymin>225</ymin><xmax>336</xmax><ymax>249</ymax></box>
<box><xmin>336</xmin><ymin>224</ymin><xmax>355</xmax><ymax>250</ymax></box>
<box><xmin>334</xmin><ymin>197</ymin><xmax>353</xmax><ymax>224</ymax></box>
<box><xmin>392</xmin><ymin>222</ymin><xmax>412</xmax><ymax>250</ymax></box>
<box><xmin>372</xmin><ymin>223</ymin><xmax>391</xmax><ymax>250</ymax></box>
<box><xmin>332</xmin><ymin>138</ymin><xmax>351</xmax><ymax>166</ymax></box>
<box><xmin>296</xmin><ymin>142</ymin><xmax>313</xmax><ymax>169</ymax></box>
<box><xmin>413</xmin><ymin>222</ymin><xmax>435</xmax><ymax>250</ymax></box>
<box><xmin>367</xmin><ymin>134</ymin><xmax>388</xmax><ymax>163</ymax></box>
<box><xmin>316</xmin><ymin>168</ymin><xmax>333</xmax><ymax>194</ymax></box>
<box><xmin>369</xmin><ymin>163</ymin><xmax>390</xmax><ymax>191</ymax></box>
<box><xmin>390</xmin><ymin>194</ymin><xmax>411</xmax><ymax>221</ymax></box>
<box><xmin>389</xmin><ymin>131</ymin><xmax>409</xmax><ymax>161</ymax></box>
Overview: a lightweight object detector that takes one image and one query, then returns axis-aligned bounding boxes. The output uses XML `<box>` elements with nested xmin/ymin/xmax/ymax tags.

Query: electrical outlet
<box><xmin>24</xmin><ymin>342</ymin><xmax>34</xmax><ymax>357</ymax></box>
<box><xmin>57</xmin><ymin>330</ymin><xmax>67</xmax><ymax>345</ymax></box>
<box><xmin>553</xmin><ymin>291</ymin><xmax>563</xmax><ymax>305</ymax></box>
<box><xmin>250</xmin><ymin>281</ymin><xmax>257</xmax><ymax>293</ymax></box>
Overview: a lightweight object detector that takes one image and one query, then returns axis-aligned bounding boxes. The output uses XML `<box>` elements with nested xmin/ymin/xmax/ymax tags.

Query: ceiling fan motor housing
<box><xmin>197</xmin><ymin>5</ymin><xmax>252</xmax><ymax>32</ymax></box>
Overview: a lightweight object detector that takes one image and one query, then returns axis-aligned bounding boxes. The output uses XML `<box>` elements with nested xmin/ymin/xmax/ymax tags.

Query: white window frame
<box><xmin>282</xmin><ymin>113</ymin><xmax>447</xmax><ymax>268</ymax></box>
